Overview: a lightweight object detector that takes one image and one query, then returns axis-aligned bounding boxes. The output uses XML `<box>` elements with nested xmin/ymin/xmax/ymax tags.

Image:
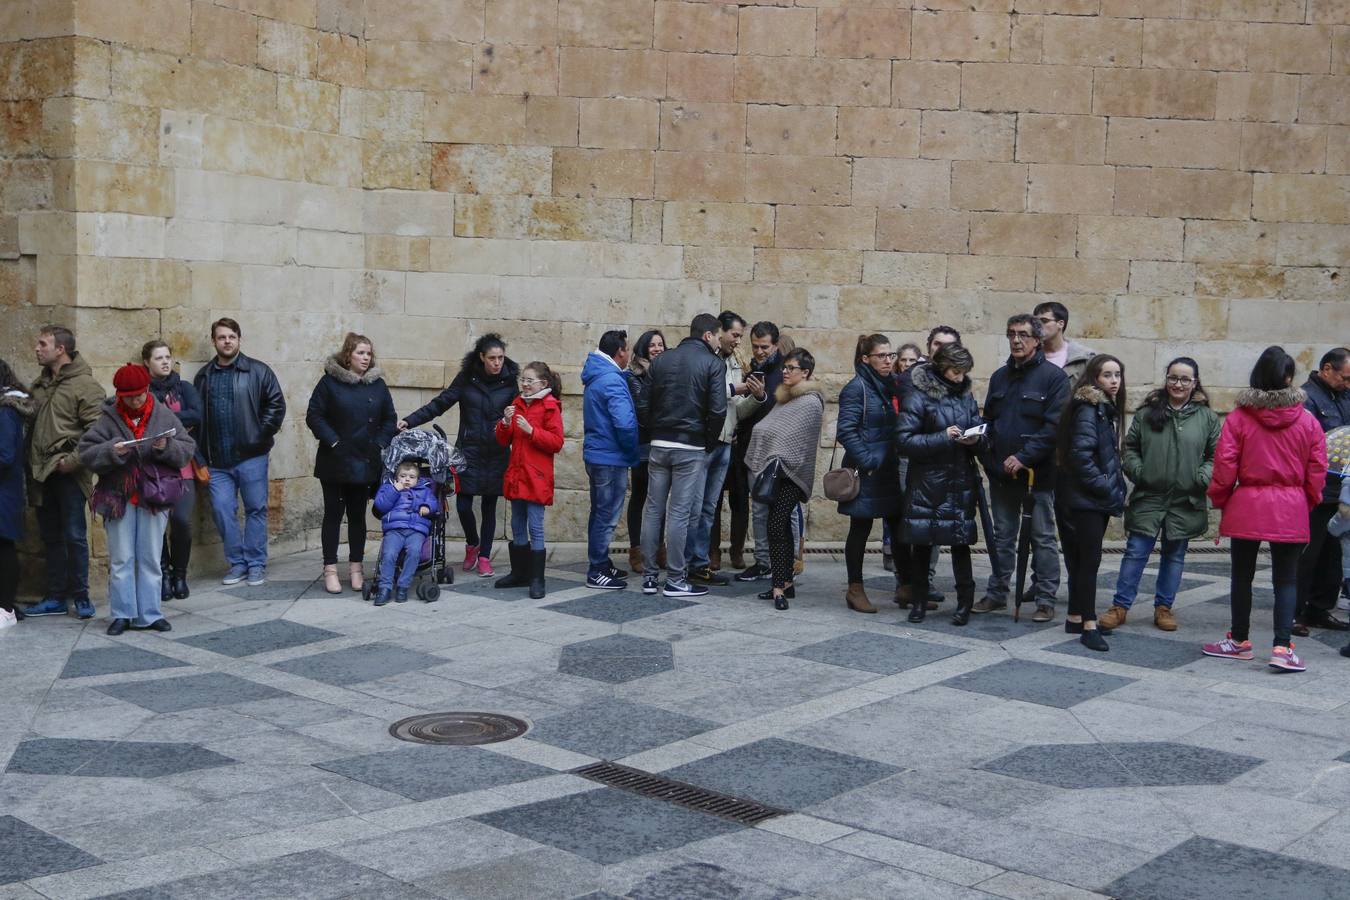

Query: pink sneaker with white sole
<box><xmin>463</xmin><ymin>544</ymin><xmax>479</xmax><ymax>572</ymax></box>
<box><xmin>1201</xmin><ymin>633</ymin><xmax>1254</xmax><ymax>660</ymax></box>
<box><xmin>1269</xmin><ymin>644</ymin><xmax>1305</xmax><ymax>672</ymax></box>
<box><xmin>475</xmin><ymin>556</ymin><xmax>494</xmax><ymax>578</ymax></box>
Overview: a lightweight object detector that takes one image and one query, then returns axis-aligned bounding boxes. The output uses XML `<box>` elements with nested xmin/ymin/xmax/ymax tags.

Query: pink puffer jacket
<box><xmin>1207</xmin><ymin>387</ymin><xmax>1327</xmax><ymax>543</ymax></box>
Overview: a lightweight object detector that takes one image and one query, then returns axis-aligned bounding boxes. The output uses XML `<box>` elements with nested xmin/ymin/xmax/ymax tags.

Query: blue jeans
<box><xmin>986</xmin><ymin>480</ymin><xmax>1061</xmax><ymax>607</ymax></box>
<box><xmin>378</xmin><ymin>528</ymin><xmax>425</xmax><ymax>591</ymax></box>
<box><xmin>688</xmin><ymin>442</ymin><xmax>731</xmax><ymax>570</ymax></box>
<box><xmin>207</xmin><ymin>454</ymin><xmax>270</xmax><ymax>571</ymax></box>
<box><xmin>642</xmin><ymin>446</ymin><xmax>709</xmax><ymax>580</ymax></box>
<box><xmin>105</xmin><ymin>505</ymin><xmax>169</xmax><ymax>626</ymax></box>
<box><xmin>510</xmin><ymin>499</ymin><xmax>545</xmax><ymax>550</ymax></box>
<box><xmin>1112</xmin><ymin>532</ymin><xmax>1189</xmax><ymax>609</ymax></box>
<box><xmin>586</xmin><ymin>463</ymin><xmax>629</xmax><ymax>576</ymax></box>
<box><xmin>35</xmin><ymin>472</ymin><xmax>90</xmax><ymax>601</ymax></box>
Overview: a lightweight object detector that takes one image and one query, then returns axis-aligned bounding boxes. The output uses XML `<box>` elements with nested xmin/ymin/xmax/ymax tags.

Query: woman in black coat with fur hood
<box><xmin>399</xmin><ymin>334</ymin><xmax>520</xmax><ymax>579</ymax></box>
<box><xmin>307</xmin><ymin>333</ymin><xmax>398</xmax><ymax>594</ymax></box>
<box><xmin>896</xmin><ymin>344</ymin><xmax>985</xmax><ymax>626</ymax></box>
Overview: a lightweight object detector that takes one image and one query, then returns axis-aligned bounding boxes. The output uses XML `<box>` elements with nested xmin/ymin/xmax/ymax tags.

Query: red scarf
<box><xmin>116</xmin><ymin>393</ymin><xmax>153</xmax><ymax>441</ymax></box>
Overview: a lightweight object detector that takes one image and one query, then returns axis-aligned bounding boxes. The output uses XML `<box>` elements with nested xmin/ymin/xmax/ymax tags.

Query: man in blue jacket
<box><xmin>582</xmin><ymin>330</ymin><xmax>639</xmax><ymax>590</ymax></box>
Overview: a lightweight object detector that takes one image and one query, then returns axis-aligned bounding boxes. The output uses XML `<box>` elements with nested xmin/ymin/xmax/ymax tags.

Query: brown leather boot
<box><xmin>1099</xmin><ymin>605</ymin><xmax>1128</xmax><ymax>630</ymax></box>
<box><xmin>894</xmin><ymin>583</ymin><xmax>913</xmax><ymax>608</ymax></box>
<box><xmin>710</xmin><ymin>547</ymin><xmax>721</xmax><ymax>571</ymax></box>
<box><xmin>730</xmin><ymin>548</ymin><xmax>746</xmax><ymax>570</ymax></box>
<box><xmin>628</xmin><ymin>546</ymin><xmax>643</xmax><ymax>574</ymax></box>
<box><xmin>846</xmin><ymin>582</ymin><xmax>876</xmax><ymax>614</ymax></box>
<box><xmin>656</xmin><ymin>545</ymin><xmax>667</xmax><ymax>569</ymax></box>
<box><xmin>1153</xmin><ymin>606</ymin><xmax>1177</xmax><ymax>631</ymax></box>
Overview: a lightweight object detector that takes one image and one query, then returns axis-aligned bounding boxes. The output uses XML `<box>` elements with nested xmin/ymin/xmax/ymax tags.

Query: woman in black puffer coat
<box><xmin>896</xmin><ymin>344</ymin><xmax>984</xmax><ymax>626</ymax></box>
<box><xmin>307</xmin><ymin>333</ymin><xmax>398</xmax><ymax>594</ymax></box>
<box><xmin>1055</xmin><ymin>354</ymin><xmax>1128</xmax><ymax>651</ymax></box>
<box><xmin>399</xmin><ymin>334</ymin><xmax>519</xmax><ymax>579</ymax></box>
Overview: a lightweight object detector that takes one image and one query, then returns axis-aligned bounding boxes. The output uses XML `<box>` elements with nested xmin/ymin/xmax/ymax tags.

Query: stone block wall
<box><xmin>1</xmin><ymin>0</ymin><xmax>1348</xmax><ymax>558</ymax></box>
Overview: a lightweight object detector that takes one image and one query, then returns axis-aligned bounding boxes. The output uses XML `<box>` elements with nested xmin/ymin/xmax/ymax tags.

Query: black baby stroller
<box><xmin>363</xmin><ymin>426</ymin><xmax>465</xmax><ymax>603</ymax></box>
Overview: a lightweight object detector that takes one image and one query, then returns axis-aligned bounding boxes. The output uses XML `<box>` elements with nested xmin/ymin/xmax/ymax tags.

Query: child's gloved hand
<box><xmin>419</xmin><ymin>505</ymin><xmax>431</xmax><ymax>517</ymax></box>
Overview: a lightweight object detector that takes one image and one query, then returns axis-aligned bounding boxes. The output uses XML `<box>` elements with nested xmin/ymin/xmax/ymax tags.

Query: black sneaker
<box><xmin>735</xmin><ymin>563</ymin><xmax>771</xmax><ymax>582</ymax></box>
<box><xmin>663</xmin><ymin>578</ymin><xmax>708</xmax><ymax>598</ymax></box>
<box><xmin>587</xmin><ymin>571</ymin><xmax>627</xmax><ymax>591</ymax></box>
<box><xmin>688</xmin><ymin>567</ymin><xmax>729</xmax><ymax>586</ymax></box>
<box><xmin>607</xmin><ymin>564</ymin><xmax>628</xmax><ymax>579</ymax></box>
<box><xmin>642</xmin><ymin>575</ymin><xmax>659</xmax><ymax>595</ymax></box>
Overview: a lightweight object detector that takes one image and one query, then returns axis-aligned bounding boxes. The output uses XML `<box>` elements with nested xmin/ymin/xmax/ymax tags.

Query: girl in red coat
<box><xmin>1203</xmin><ymin>347</ymin><xmax>1327</xmax><ymax>672</ymax></box>
<box><xmin>492</xmin><ymin>362</ymin><xmax>565</xmax><ymax>599</ymax></box>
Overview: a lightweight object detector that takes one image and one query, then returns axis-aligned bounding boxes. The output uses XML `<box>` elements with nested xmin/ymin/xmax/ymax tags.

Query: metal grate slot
<box><xmin>572</xmin><ymin>761</ymin><xmax>790</xmax><ymax>825</ymax></box>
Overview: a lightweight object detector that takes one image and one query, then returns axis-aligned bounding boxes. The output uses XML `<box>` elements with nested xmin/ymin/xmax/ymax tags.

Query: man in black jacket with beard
<box><xmin>1295</xmin><ymin>347</ymin><xmax>1350</xmax><ymax>634</ymax></box>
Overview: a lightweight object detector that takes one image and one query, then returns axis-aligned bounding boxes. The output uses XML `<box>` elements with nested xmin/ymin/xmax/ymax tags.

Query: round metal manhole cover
<box><xmin>388</xmin><ymin>712</ymin><xmax>529</xmax><ymax>746</ymax></box>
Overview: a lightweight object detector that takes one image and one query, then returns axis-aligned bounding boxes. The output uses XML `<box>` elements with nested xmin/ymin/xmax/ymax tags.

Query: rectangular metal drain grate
<box><xmin>572</xmin><ymin>761</ymin><xmax>790</xmax><ymax>825</ymax></box>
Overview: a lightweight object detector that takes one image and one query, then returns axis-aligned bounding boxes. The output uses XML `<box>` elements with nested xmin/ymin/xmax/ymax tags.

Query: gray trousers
<box><xmin>641</xmin><ymin>446</ymin><xmax>709</xmax><ymax>581</ymax></box>
<box><xmin>985</xmin><ymin>479</ymin><xmax>1061</xmax><ymax>607</ymax></box>
<box><xmin>752</xmin><ymin>493</ymin><xmax>802</xmax><ymax>568</ymax></box>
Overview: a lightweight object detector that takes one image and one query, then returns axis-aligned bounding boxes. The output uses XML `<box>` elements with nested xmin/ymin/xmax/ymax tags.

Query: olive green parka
<box><xmin>1121</xmin><ymin>397</ymin><xmax>1221</xmax><ymax>540</ymax></box>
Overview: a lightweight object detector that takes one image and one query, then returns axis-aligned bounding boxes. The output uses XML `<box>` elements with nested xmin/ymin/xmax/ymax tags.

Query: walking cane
<box><xmin>1012</xmin><ymin>469</ymin><xmax>1036</xmax><ymax>623</ymax></box>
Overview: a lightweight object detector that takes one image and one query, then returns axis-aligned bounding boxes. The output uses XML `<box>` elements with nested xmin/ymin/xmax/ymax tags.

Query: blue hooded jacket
<box><xmin>372</xmin><ymin>477</ymin><xmax>440</xmax><ymax>536</ymax></box>
<box><xmin>582</xmin><ymin>350</ymin><xmax>639</xmax><ymax>467</ymax></box>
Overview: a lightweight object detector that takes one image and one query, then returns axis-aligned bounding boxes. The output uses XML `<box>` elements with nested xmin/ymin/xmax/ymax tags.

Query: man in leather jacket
<box><xmin>1296</xmin><ymin>348</ymin><xmax>1350</xmax><ymax>633</ymax></box>
<box><xmin>194</xmin><ymin>318</ymin><xmax>286</xmax><ymax>587</ymax></box>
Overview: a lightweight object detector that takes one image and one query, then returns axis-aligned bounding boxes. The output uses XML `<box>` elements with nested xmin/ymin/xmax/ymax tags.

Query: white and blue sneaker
<box><xmin>222</xmin><ymin>566</ymin><xmax>247</xmax><ymax>586</ymax></box>
<box><xmin>662</xmin><ymin>578</ymin><xmax>707</xmax><ymax>598</ymax></box>
<box><xmin>246</xmin><ymin>568</ymin><xmax>266</xmax><ymax>587</ymax></box>
<box><xmin>23</xmin><ymin>597</ymin><xmax>68</xmax><ymax>617</ymax></box>
<box><xmin>586</xmin><ymin>571</ymin><xmax>627</xmax><ymax>591</ymax></box>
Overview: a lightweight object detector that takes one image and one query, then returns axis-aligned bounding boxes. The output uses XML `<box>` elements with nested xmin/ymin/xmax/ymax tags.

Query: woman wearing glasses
<box><xmin>1099</xmin><ymin>358</ymin><xmax>1220</xmax><ymax>632</ymax></box>
<box><xmin>836</xmin><ymin>334</ymin><xmax>903</xmax><ymax>614</ymax></box>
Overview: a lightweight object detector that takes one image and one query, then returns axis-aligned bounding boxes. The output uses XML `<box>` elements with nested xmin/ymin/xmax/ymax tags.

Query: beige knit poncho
<box><xmin>745</xmin><ymin>381</ymin><xmax>826</xmax><ymax>496</ymax></box>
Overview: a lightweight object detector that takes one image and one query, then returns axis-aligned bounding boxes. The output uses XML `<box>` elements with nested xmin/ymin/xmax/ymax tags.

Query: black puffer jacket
<box><xmin>1057</xmin><ymin>385</ymin><xmax>1126</xmax><ymax>516</ymax></box>
<box><xmin>306</xmin><ymin>356</ymin><xmax>398</xmax><ymax>485</ymax></box>
<box><xmin>896</xmin><ymin>364</ymin><xmax>983</xmax><ymax>547</ymax></box>
<box><xmin>982</xmin><ymin>350</ymin><xmax>1070</xmax><ymax>491</ymax></box>
<box><xmin>637</xmin><ymin>336</ymin><xmax>726</xmax><ymax>451</ymax></box>
<box><xmin>835</xmin><ymin>363</ymin><xmax>902</xmax><ymax>519</ymax></box>
<box><xmin>1303</xmin><ymin>373</ymin><xmax>1350</xmax><ymax>503</ymax></box>
<box><xmin>403</xmin><ymin>353</ymin><xmax>519</xmax><ymax>496</ymax></box>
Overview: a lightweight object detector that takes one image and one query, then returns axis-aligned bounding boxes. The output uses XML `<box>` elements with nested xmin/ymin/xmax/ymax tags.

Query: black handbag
<box><xmin>752</xmin><ymin>457</ymin><xmax>783</xmax><ymax>504</ymax></box>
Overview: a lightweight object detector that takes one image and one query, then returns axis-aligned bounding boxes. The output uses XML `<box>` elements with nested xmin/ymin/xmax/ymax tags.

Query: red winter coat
<box><xmin>495</xmin><ymin>391</ymin><xmax>565</xmax><ymax>505</ymax></box>
<box><xmin>1207</xmin><ymin>387</ymin><xmax>1327</xmax><ymax>544</ymax></box>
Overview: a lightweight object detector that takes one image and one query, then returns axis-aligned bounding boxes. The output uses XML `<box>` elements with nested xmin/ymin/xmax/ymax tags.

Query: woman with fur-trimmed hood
<box><xmin>896</xmin><ymin>344</ymin><xmax>984</xmax><ymax>627</ymax></box>
<box><xmin>307</xmin><ymin>332</ymin><xmax>398</xmax><ymax>593</ymax></box>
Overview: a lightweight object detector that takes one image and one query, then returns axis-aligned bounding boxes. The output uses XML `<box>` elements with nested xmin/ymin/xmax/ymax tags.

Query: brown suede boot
<box><xmin>710</xmin><ymin>547</ymin><xmax>721</xmax><ymax>571</ymax></box>
<box><xmin>656</xmin><ymin>545</ymin><xmax>667</xmax><ymax>569</ymax></box>
<box><xmin>1153</xmin><ymin>606</ymin><xmax>1177</xmax><ymax>631</ymax></box>
<box><xmin>730</xmin><ymin>548</ymin><xmax>746</xmax><ymax>570</ymax></box>
<box><xmin>846</xmin><ymin>582</ymin><xmax>876</xmax><ymax>614</ymax></box>
<box><xmin>894</xmin><ymin>583</ymin><xmax>913</xmax><ymax>608</ymax></box>
<box><xmin>1099</xmin><ymin>605</ymin><xmax>1128</xmax><ymax>630</ymax></box>
<box><xmin>628</xmin><ymin>546</ymin><xmax>643</xmax><ymax>574</ymax></box>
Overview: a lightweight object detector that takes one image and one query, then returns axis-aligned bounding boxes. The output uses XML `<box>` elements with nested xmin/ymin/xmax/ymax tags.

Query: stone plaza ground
<box><xmin>4</xmin><ymin>546</ymin><xmax>1350</xmax><ymax>899</ymax></box>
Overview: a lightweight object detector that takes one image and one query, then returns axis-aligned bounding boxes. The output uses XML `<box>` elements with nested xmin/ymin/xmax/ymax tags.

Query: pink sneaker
<box><xmin>1202</xmin><ymin>633</ymin><xmax>1254</xmax><ymax>660</ymax></box>
<box><xmin>1269</xmin><ymin>644</ymin><xmax>1305</xmax><ymax>672</ymax></box>
<box><xmin>463</xmin><ymin>544</ymin><xmax>479</xmax><ymax>572</ymax></box>
<box><xmin>475</xmin><ymin>556</ymin><xmax>494</xmax><ymax>578</ymax></box>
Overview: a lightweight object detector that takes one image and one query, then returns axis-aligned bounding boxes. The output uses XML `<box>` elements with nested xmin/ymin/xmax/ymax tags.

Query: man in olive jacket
<box><xmin>25</xmin><ymin>325</ymin><xmax>105</xmax><ymax>620</ymax></box>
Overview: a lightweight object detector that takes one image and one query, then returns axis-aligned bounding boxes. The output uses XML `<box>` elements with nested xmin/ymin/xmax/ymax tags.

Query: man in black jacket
<box><xmin>194</xmin><ymin>318</ymin><xmax>286</xmax><ymax>587</ymax></box>
<box><xmin>972</xmin><ymin>314</ymin><xmax>1070</xmax><ymax>622</ymax></box>
<box><xmin>635</xmin><ymin>313</ymin><xmax>727</xmax><ymax>598</ymax></box>
<box><xmin>1296</xmin><ymin>347</ymin><xmax>1350</xmax><ymax>633</ymax></box>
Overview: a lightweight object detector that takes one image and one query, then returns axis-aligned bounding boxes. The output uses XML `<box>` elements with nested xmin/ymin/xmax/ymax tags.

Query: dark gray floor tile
<box><xmin>528</xmin><ymin>698</ymin><xmax>716</xmax><ymax>759</ymax></box>
<box><xmin>1046</xmin><ymin>632</ymin><xmax>1207</xmax><ymax>670</ymax></box>
<box><xmin>544</xmin><ymin>594</ymin><xmax>698</xmax><ymax>623</ymax></box>
<box><xmin>787</xmin><ymin>631</ymin><xmax>964</xmax><ymax>675</ymax></box>
<box><xmin>270</xmin><ymin>643</ymin><xmax>448</xmax><ymax>686</ymax></box>
<box><xmin>473</xmin><ymin>788</ymin><xmax>742</xmax><ymax>865</ymax></box>
<box><xmin>1339</xmin><ymin>750</ymin><xmax>1350</xmax><ymax>763</ymax></box>
<box><xmin>93</xmin><ymin>672</ymin><xmax>288</xmax><ymax>713</ymax></box>
<box><xmin>6</xmin><ymin>737</ymin><xmax>235</xmax><ymax>779</ymax></box>
<box><xmin>1105</xmin><ymin>836</ymin><xmax>1350</xmax><ymax>899</ymax></box>
<box><xmin>217</xmin><ymin>580</ymin><xmax>316</xmax><ymax>603</ymax></box>
<box><xmin>176</xmin><ymin>620</ymin><xmax>341</xmax><ymax>658</ymax></box>
<box><xmin>559</xmin><ymin>634</ymin><xmax>674</xmax><ymax>684</ymax></box>
<box><xmin>940</xmin><ymin>658</ymin><xmax>1135</xmax><ymax>709</ymax></box>
<box><xmin>663</xmin><ymin>738</ymin><xmax>899</xmax><ymax>810</ymax></box>
<box><xmin>412</xmin><ymin>847</ymin><xmax>602</xmax><ymax>900</ymax></box>
<box><xmin>881</xmin><ymin>600</ymin><xmax>1064</xmax><ymax>642</ymax></box>
<box><xmin>981</xmin><ymin>741</ymin><xmax>1264</xmax><ymax>789</ymax></box>
<box><xmin>0</xmin><ymin>815</ymin><xmax>102</xmax><ymax>885</ymax></box>
<box><xmin>316</xmin><ymin>744</ymin><xmax>555</xmax><ymax>801</ymax></box>
<box><xmin>92</xmin><ymin>849</ymin><xmax>404</xmax><ymax>900</ymax></box>
<box><xmin>625</xmin><ymin>862</ymin><xmax>799</xmax><ymax>900</ymax></box>
<box><xmin>60</xmin><ymin>645</ymin><xmax>191</xmax><ymax>679</ymax></box>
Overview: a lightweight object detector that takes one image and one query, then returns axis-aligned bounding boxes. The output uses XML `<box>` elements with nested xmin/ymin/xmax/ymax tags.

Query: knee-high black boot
<box><xmin>495</xmin><ymin>543</ymin><xmax>530</xmax><ymax>589</ymax></box>
<box><xmin>529</xmin><ymin>548</ymin><xmax>547</xmax><ymax>599</ymax></box>
<box><xmin>952</xmin><ymin>583</ymin><xmax>975</xmax><ymax>627</ymax></box>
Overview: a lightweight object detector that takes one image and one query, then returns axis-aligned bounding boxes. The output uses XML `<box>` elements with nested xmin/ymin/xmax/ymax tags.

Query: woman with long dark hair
<box><xmin>0</xmin><ymin>357</ymin><xmax>33</xmax><ymax>629</ymax></box>
<box><xmin>626</xmin><ymin>329</ymin><xmax>665</xmax><ymax>573</ymax></box>
<box><xmin>1101</xmin><ymin>358</ymin><xmax>1220</xmax><ymax>632</ymax></box>
<box><xmin>1055</xmin><ymin>354</ymin><xmax>1128</xmax><ymax>651</ymax></box>
<box><xmin>143</xmin><ymin>340</ymin><xmax>203</xmax><ymax>602</ymax></box>
<box><xmin>400</xmin><ymin>333</ymin><xmax>519</xmax><ymax>578</ymax></box>
<box><xmin>1204</xmin><ymin>347</ymin><xmax>1327</xmax><ymax>672</ymax></box>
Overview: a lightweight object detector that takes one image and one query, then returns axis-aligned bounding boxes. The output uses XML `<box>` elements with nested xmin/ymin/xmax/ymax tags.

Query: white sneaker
<box><xmin>0</xmin><ymin>609</ymin><xmax>17</xmax><ymax>629</ymax></box>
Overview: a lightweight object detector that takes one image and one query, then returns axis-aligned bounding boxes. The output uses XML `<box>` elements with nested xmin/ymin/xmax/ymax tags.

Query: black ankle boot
<box><xmin>172</xmin><ymin>571</ymin><xmax>190</xmax><ymax>600</ymax></box>
<box><xmin>1080</xmin><ymin>628</ymin><xmax>1109</xmax><ymax>651</ymax></box>
<box><xmin>529</xmin><ymin>548</ymin><xmax>547</xmax><ymax>599</ymax></box>
<box><xmin>908</xmin><ymin>593</ymin><xmax>928</xmax><ymax>623</ymax></box>
<box><xmin>951</xmin><ymin>594</ymin><xmax>973</xmax><ymax>626</ymax></box>
<box><xmin>495</xmin><ymin>544</ymin><xmax>530</xmax><ymax>589</ymax></box>
<box><xmin>161</xmin><ymin>574</ymin><xmax>173</xmax><ymax>604</ymax></box>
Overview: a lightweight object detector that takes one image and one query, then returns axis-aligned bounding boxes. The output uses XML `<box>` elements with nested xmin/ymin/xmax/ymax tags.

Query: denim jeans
<box><xmin>35</xmin><ymin>472</ymin><xmax>91</xmax><ymax>601</ymax></box>
<box><xmin>752</xmin><ymin>487</ymin><xmax>801</xmax><ymax>568</ymax></box>
<box><xmin>510</xmin><ymin>499</ymin><xmax>546</xmax><ymax>550</ymax></box>
<box><xmin>986</xmin><ymin>480</ymin><xmax>1061</xmax><ymax>607</ymax></box>
<box><xmin>207</xmin><ymin>453</ymin><xmax>270</xmax><ymax>571</ymax></box>
<box><xmin>586</xmin><ymin>462</ymin><xmax>629</xmax><ymax>577</ymax></box>
<box><xmin>105</xmin><ymin>504</ymin><xmax>169</xmax><ymax>627</ymax></box>
<box><xmin>1112</xmin><ymin>532</ymin><xmax>1189</xmax><ymax>610</ymax></box>
<box><xmin>642</xmin><ymin>446</ymin><xmax>709</xmax><ymax>580</ymax></box>
<box><xmin>377</xmin><ymin>528</ymin><xmax>425</xmax><ymax>591</ymax></box>
<box><xmin>688</xmin><ymin>442</ymin><xmax>731</xmax><ymax>570</ymax></box>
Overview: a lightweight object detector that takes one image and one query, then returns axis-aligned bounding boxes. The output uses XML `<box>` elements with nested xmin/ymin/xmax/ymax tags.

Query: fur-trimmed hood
<box><xmin>1074</xmin><ymin>384</ymin><xmax>1108</xmax><ymax>405</ymax></box>
<box><xmin>325</xmin><ymin>355</ymin><xmax>385</xmax><ymax>385</ymax></box>
<box><xmin>1236</xmin><ymin>386</ymin><xmax>1308</xmax><ymax>432</ymax></box>
<box><xmin>1</xmin><ymin>389</ymin><xmax>34</xmax><ymax>418</ymax></box>
<box><xmin>774</xmin><ymin>379</ymin><xmax>825</xmax><ymax>406</ymax></box>
<box><xmin>911</xmin><ymin>362</ymin><xmax>971</xmax><ymax>400</ymax></box>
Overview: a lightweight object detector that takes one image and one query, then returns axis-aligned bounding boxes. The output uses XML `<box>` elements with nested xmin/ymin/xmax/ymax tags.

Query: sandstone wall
<box><xmin>1</xmin><ymin>0</ymin><xmax>1348</xmax><ymax>558</ymax></box>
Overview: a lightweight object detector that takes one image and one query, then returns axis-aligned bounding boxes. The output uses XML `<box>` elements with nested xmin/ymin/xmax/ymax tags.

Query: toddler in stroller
<box><xmin>366</xmin><ymin>428</ymin><xmax>462</xmax><ymax>604</ymax></box>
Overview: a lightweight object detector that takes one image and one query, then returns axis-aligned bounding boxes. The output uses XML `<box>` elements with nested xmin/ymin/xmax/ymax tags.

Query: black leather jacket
<box><xmin>982</xmin><ymin>350</ymin><xmax>1070</xmax><ymax>491</ymax></box>
<box><xmin>193</xmin><ymin>353</ymin><xmax>287</xmax><ymax>465</ymax></box>
<box><xmin>636</xmin><ymin>336</ymin><xmax>727</xmax><ymax>451</ymax></box>
<box><xmin>1304</xmin><ymin>374</ymin><xmax>1350</xmax><ymax>503</ymax></box>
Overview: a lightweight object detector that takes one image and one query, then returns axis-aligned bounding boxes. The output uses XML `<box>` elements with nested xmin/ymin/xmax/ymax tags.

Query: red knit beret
<box><xmin>113</xmin><ymin>364</ymin><xmax>151</xmax><ymax>397</ymax></box>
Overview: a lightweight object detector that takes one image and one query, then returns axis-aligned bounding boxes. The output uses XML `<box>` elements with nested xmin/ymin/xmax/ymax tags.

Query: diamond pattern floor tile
<box><xmin>527</xmin><ymin>698</ymin><xmax>716</xmax><ymax>760</ymax></box>
<box><xmin>93</xmin><ymin>672</ymin><xmax>288</xmax><ymax>713</ymax></box>
<box><xmin>270</xmin><ymin>643</ymin><xmax>448</xmax><ymax>686</ymax></box>
<box><xmin>787</xmin><ymin>631</ymin><xmax>964</xmax><ymax>675</ymax></box>
<box><xmin>59</xmin><ymin>645</ymin><xmax>191</xmax><ymax>680</ymax></box>
<box><xmin>6</xmin><ymin>737</ymin><xmax>235</xmax><ymax>779</ymax></box>
<box><xmin>316</xmin><ymin>744</ymin><xmax>555</xmax><ymax>801</ymax></box>
<box><xmin>558</xmin><ymin>634</ymin><xmax>674</xmax><ymax>684</ymax></box>
<box><xmin>91</xmin><ymin>849</ymin><xmax>407</xmax><ymax>899</ymax></box>
<box><xmin>940</xmin><ymin>658</ymin><xmax>1136</xmax><ymax>709</ymax></box>
<box><xmin>1105</xmin><ymin>836</ymin><xmax>1350</xmax><ymax>900</ymax></box>
<box><xmin>175</xmin><ymin>619</ymin><xmax>341</xmax><ymax>658</ymax></box>
<box><xmin>0</xmin><ymin>816</ymin><xmax>102</xmax><ymax>885</ymax></box>
<box><xmin>1045</xmin><ymin>632</ymin><xmax>1207</xmax><ymax>670</ymax></box>
<box><xmin>981</xmin><ymin>741</ymin><xmax>1264</xmax><ymax>789</ymax></box>
<box><xmin>543</xmin><ymin>594</ymin><xmax>698</xmax><ymax>624</ymax></box>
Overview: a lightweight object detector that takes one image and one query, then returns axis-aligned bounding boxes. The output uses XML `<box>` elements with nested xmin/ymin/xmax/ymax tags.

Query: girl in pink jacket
<box><xmin>1203</xmin><ymin>347</ymin><xmax>1327</xmax><ymax>672</ymax></box>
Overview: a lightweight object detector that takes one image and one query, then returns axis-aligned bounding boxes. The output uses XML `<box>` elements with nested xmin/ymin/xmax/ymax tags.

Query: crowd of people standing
<box><xmin>1</xmin><ymin>311</ymin><xmax>1347</xmax><ymax>673</ymax></box>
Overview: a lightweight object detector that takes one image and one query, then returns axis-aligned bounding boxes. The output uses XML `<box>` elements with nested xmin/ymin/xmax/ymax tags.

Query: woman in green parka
<box><xmin>1100</xmin><ymin>358</ymin><xmax>1220</xmax><ymax>632</ymax></box>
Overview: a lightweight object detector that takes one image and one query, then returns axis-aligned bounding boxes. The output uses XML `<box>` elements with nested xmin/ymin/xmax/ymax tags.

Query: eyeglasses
<box><xmin>1006</xmin><ymin>332</ymin><xmax>1035</xmax><ymax>342</ymax></box>
<box><xmin>1034</xmin><ymin>316</ymin><xmax>1058</xmax><ymax>325</ymax></box>
<box><xmin>519</xmin><ymin>377</ymin><xmax>542</xmax><ymax>385</ymax></box>
<box><xmin>868</xmin><ymin>352</ymin><xmax>898</xmax><ymax>361</ymax></box>
<box><xmin>782</xmin><ymin>365</ymin><xmax>806</xmax><ymax>373</ymax></box>
<box><xmin>1165</xmin><ymin>376</ymin><xmax>1195</xmax><ymax>386</ymax></box>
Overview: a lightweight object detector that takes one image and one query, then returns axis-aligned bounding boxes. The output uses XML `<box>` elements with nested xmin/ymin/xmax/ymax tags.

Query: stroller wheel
<box><xmin>362</xmin><ymin>582</ymin><xmax>373</xmax><ymax>602</ymax></box>
<box><xmin>418</xmin><ymin>582</ymin><xmax>440</xmax><ymax>603</ymax></box>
